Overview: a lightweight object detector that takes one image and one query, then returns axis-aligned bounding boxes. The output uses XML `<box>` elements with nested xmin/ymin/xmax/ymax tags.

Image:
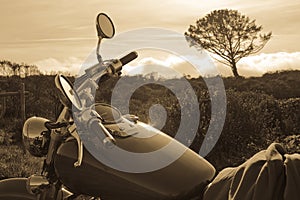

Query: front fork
<box><xmin>28</xmin><ymin>131</ymin><xmax>65</xmax><ymax>200</ymax></box>
<box><xmin>28</xmin><ymin>107</ymin><xmax>71</xmax><ymax>200</ymax></box>
<box><xmin>28</xmin><ymin>107</ymin><xmax>100</xmax><ymax>200</ymax></box>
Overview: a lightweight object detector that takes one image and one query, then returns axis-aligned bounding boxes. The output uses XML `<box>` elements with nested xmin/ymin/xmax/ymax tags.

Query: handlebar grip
<box><xmin>119</xmin><ymin>51</ymin><xmax>138</xmax><ymax>66</ymax></box>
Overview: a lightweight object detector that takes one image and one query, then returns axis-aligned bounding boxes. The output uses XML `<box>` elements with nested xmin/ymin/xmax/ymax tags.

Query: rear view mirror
<box><xmin>96</xmin><ymin>13</ymin><xmax>115</xmax><ymax>39</ymax></box>
<box><xmin>55</xmin><ymin>75</ymin><xmax>82</xmax><ymax>110</ymax></box>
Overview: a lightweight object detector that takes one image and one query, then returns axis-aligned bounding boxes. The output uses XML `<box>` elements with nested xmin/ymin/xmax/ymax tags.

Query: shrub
<box><xmin>0</xmin><ymin>71</ymin><xmax>299</xmax><ymax>173</ymax></box>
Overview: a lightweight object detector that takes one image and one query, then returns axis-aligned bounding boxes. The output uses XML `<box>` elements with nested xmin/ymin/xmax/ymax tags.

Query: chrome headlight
<box><xmin>22</xmin><ymin>117</ymin><xmax>50</xmax><ymax>157</ymax></box>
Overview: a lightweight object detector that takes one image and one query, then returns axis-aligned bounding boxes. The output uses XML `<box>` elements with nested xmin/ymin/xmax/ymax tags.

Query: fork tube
<box><xmin>45</xmin><ymin>106</ymin><xmax>69</xmax><ymax>165</ymax></box>
<box><xmin>45</xmin><ymin>130</ymin><xmax>62</xmax><ymax>165</ymax></box>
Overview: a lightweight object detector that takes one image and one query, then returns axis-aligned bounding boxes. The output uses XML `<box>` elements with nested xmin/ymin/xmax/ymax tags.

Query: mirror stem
<box><xmin>96</xmin><ymin>38</ymin><xmax>103</xmax><ymax>63</ymax></box>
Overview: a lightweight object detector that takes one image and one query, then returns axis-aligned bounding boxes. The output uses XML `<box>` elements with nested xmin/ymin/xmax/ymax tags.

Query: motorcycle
<box><xmin>0</xmin><ymin>13</ymin><xmax>215</xmax><ymax>200</ymax></box>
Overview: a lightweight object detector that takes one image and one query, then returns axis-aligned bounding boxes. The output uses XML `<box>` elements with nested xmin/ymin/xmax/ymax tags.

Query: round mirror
<box><xmin>55</xmin><ymin>75</ymin><xmax>82</xmax><ymax>110</ymax></box>
<box><xmin>22</xmin><ymin>117</ymin><xmax>49</xmax><ymax>157</ymax></box>
<box><xmin>96</xmin><ymin>13</ymin><xmax>115</xmax><ymax>38</ymax></box>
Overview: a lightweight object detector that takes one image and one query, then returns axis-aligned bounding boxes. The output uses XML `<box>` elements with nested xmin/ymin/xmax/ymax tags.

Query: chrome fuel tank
<box><xmin>54</xmin><ymin>124</ymin><xmax>215</xmax><ymax>199</ymax></box>
<box><xmin>55</xmin><ymin>103</ymin><xmax>215</xmax><ymax>199</ymax></box>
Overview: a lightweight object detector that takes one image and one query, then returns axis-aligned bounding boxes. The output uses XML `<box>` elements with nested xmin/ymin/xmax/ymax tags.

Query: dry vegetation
<box><xmin>0</xmin><ymin>70</ymin><xmax>299</xmax><ymax>178</ymax></box>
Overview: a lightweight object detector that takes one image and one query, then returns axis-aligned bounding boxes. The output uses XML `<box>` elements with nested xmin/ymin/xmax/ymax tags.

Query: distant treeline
<box><xmin>0</xmin><ymin>70</ymin><xmax>299</xmax><ymax>170</ymax></box>
<box><xmin>0</xmin><ymin>60</ymin><xmax>71</xmax><ymax>77</ymax></box>
<box><xmin>0</xmin><ymin>60</ymin><xmax>41</xmax><ymax>77</ymax></box>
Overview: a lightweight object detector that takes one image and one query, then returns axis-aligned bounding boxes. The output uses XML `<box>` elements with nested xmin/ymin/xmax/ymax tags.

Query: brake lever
<box><xmin>68</xmin><ymin>123</ymin><xmax>83</xmax><ymax>167</ymax></box>
<box><xmin>67</xmin><ymin>108</ymin><xmax>116</xmax><ymax>168</ymax></box>
<box><xmin>89</xmin><ymin>110</ymin><xmax>116</xmax><ymax>147</ymax></box>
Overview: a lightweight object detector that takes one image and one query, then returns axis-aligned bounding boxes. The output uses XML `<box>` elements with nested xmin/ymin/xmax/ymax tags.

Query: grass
<box><xmin>0</xmin><ymin>144</ymin><xmax>43</xmax><ymax>180</ymax></box>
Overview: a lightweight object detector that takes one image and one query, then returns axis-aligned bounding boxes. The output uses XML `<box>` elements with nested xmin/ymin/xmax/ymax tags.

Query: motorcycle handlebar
<box><xmin>45</xmin><ymin>121</ymin><xmax>69</xmax><ymax>130</ymax></box>
<box><xmin>119</xmin><ymin>51</ymin><xmax>138</xmax><ymax>66</ymax></box>
<box><xmin>108</xmin><ymin>51</ymin><xmax>138</xmax><ymax>74</ymax></box>
<box><xmin>75</xmin><ymin>51</ymin><xmax>138</xmax><ymax>97</ymax></box>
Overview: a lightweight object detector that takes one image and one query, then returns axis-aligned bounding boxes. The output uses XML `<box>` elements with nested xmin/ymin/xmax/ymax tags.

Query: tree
<box><xmin>24</xmin><ymin>64</ymin><xmax>30</xmax><ymax>77</ymax></box>
<box><xmin>0</xmin><ymin>60</ymin><xmax>13</xmax><ymax>76</ymax></box>
<box><xmin>185</xmin><ymin>9</ymin><xmax>272</xmax><ymax>77</ymax></box>
<box><xmin>11</xmin><ymin>63</ymin><xmax>19</xmax><ymax>76</ymax></box>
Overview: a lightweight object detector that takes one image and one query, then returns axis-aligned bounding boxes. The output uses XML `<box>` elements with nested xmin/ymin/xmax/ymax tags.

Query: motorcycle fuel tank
<box><xmin>54</xmin><ymin>119</ymin><xmax>215</xmax><ymax>200</ymax></box>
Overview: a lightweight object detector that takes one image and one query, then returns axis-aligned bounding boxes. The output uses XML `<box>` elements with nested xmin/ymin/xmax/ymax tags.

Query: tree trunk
<box><xmin>231</xmin><ymin>61</ymin><xmax>240</xmax><ymax>77</ymax></box>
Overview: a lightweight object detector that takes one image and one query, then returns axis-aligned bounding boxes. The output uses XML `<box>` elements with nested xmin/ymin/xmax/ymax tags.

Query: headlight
<box><xmin>22</xmin><ymin>117</ymin><xmax>50</xmax><ymax>157</ymax></box>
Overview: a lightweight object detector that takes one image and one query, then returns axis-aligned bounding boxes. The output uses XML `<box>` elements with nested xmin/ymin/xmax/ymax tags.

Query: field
<box><xmin>0</xmin><ymin>70</ymin><xmax>299</xmax><ymax>178</ymax></box>
<box><xmin>0</xmin><ymin>143</ymin><xmax>42</xmax><ymax>179</ymax></box>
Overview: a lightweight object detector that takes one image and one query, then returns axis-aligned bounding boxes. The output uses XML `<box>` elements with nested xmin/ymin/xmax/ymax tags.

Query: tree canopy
<box><xmin>185</xmin><ymin>9</ymin><xmax>272</xmax><ymax>77</ymax></box>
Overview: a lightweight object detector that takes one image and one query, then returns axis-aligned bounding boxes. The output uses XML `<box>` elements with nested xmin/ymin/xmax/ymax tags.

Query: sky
<box><xmin>1</xmin><ymin>0</ymin><xmax>300</xmax><ymax>77</ymax></box>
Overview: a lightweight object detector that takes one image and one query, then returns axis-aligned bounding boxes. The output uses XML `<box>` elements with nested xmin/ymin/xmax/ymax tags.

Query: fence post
<box><xmin>0</xmin><ymin>90</ymin><xmax>5</xmax><ymax>118</ymax></box>
<box><xmin>20</xmin><ymin>83</ymin><xmax>26</xmax><ymax>125</ymax></box>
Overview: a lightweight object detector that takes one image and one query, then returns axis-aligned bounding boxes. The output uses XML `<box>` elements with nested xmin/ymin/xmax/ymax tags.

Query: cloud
<box><xmin>33</xmin><ymin>51</ymin><xmax>300</xmax><ymax>78</ymax></box>
<box><xmin>138</xmin><ymin>56</ymin><xmax>184</xmax><ymax>67</ymax></box>
<box><xmin>236</xmin><ymin>52</ymin><xmax>300</xmax><ymax>76</ymax></box>
<box><xmin>131</xmin><ymin>51</ymin><xmax>300</xmax><ymax>77</ymax></box>
<box><xmin>123</xmin><ymin>55</ymin><xmax>209</xmax><ymax>78</ymax></box>
<box><xmin>124</xmin><ymin>56</ymin><xmax>185</xmax><ymax>78</ymax></box>
<box><xmin>33</xmin><ymin>57</ymin><xmax>83</xmax><ymax>75</ymax></box>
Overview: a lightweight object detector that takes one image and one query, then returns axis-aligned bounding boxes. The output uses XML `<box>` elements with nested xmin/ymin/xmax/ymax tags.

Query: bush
<box><xmin>279</xmin><ymin>98</ymin><xmax>300</xmax><ymax>135</ymax></box>
<box><xmin>205</xmin><ymin>90</ymin><xmax>283</xmax><ymax>170</ymax></box>
<box><xmin>0</xmin><ymin>70</ymin><xmax>299</xmax><ymax>173</ymax></box>
<box><xmin>282</xmin><ymin>135</ymin><xmax>300</xmax><ymax>154</ymax></box>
